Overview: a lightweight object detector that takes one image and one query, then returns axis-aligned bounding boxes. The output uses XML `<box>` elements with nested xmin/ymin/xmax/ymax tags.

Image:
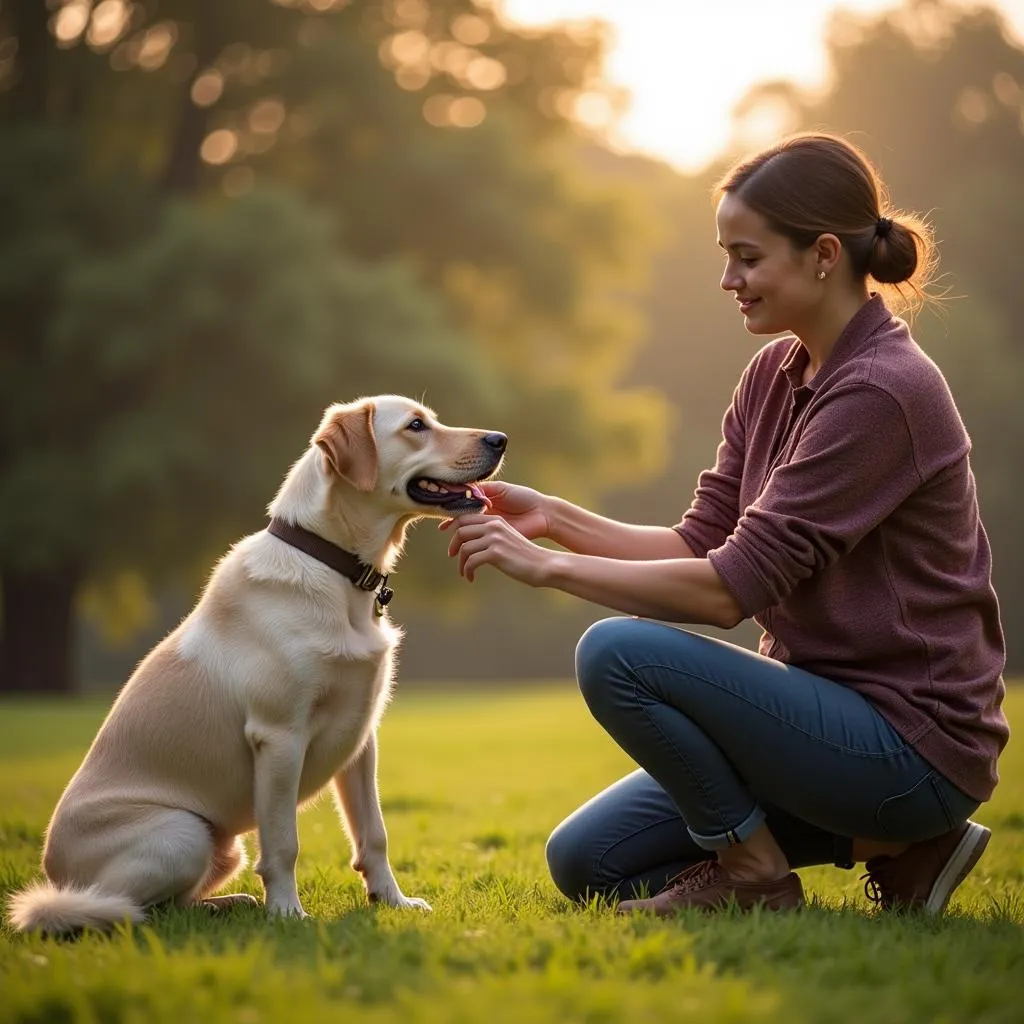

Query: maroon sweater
<box><xmin>676</xmin><ymin>296</ymin><xmax>1008</xmax><ymax>801</ymax></box>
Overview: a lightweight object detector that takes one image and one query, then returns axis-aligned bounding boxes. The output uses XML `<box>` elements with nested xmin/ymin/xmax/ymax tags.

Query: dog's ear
<box><xmin>315</xmin><ymin>403</ymin><xmax>378</xmax><ymax>492</ymax></box>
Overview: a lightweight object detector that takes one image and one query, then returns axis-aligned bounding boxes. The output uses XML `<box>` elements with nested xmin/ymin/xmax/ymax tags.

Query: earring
<box><xmin>817</xmin><ymin>270</ymin><xmax>826</xmax><ymax>280</ymax></box>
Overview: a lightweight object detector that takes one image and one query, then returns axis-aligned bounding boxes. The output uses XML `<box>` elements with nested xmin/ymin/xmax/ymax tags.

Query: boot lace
<box><xmin>860</xmin><ymin>859</ymin><xmax>894</xmax><ymax>906</ymax></box>
<box><xmin>660</xmin><ymin>859</ymin><xmax>722</xmax><ymax>896</ymax></box>
<box><xmin>862</xmin><ymin>872</ymin><xmax>884</xmax><ymax>905</ymax></box>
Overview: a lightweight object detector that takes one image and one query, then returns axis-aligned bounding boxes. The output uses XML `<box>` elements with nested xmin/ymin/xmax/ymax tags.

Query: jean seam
<box><xmin>930</xmin><ymin>774</ymin><xmax>957</xmax><ymax>832</ymax></box>
<box><xmin>628</xmin><ymin>670</ymin><xmax>757</xmax><ymax>841</ymax></box>
<box><xmin>628</xmin><ymin>661</ymin><xmax>908</xmax><ymax>760</ymax></box>
<box><xmin>592</xmin><ymin>813</ymin><xmax>687</xmax><ymax>884</ymax></box>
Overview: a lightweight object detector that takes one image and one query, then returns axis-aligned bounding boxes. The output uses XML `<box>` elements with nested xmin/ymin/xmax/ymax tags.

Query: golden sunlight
<box><xmin>501</xmin><ymin>0</ymin><xmax>1024</xmax><ymax>173</ymax></box>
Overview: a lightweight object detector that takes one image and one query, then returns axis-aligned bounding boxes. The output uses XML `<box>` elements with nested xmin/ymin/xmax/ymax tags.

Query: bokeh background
<box><xmin>1</xmin><ymin>0</ymin><xmax>1021</xmax><ymax>695</ymax></box>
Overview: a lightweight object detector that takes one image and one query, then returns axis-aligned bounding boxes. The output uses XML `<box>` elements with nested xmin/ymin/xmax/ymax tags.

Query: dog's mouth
<box><xmin>407</xmin><ymin>477</ymin><xmax>492</xmax><ymax>514</ymax></box>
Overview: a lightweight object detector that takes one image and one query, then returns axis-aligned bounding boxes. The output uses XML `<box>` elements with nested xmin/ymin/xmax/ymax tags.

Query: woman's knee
<box><xmin>575</xmin><ymin>617</ymin><xmax>642</xmax><ymax>715</ymax></box>
<box><xmin>545</xmin><ymin>817</ymin><xmax>599</xmax><ymax>903</ymax></box>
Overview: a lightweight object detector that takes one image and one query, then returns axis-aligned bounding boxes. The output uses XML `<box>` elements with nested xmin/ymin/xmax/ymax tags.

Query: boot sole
<box><xmin>924</xmin><ymin>821</ymin><xmax>991</xmax><ymax>915</ymax></box>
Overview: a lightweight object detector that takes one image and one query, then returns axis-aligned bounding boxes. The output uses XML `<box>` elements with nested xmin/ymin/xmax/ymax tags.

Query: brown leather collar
<box><xmin>266</xmin><ymin>518</ymin><xmax>392</xmax><ymax>612</ymax></box>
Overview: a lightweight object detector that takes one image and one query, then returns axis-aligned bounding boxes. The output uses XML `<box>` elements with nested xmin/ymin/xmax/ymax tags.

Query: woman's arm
<box><xmin>545</xmin><ymin>549</ymin><xmax>742</xmax><ymax>627</ymax></box>
<box><xmin>447</xmin><ymin>515</ymin><xmax>742</xmax><ymax>628</ymax></box>
<box><xmin>462</xmin><ymin>481</ymin><xmax>696</xmax><ymax>560</ymax></box>
<box><xmin>546</xmin><ymin>496</ymin><xmax>697</xmax><ymax>560</ymax></box>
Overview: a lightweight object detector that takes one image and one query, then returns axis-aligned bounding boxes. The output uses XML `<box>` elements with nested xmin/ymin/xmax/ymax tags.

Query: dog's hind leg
<box><xmin>188</xmin><ymin>836</ymin><xmax>259</xmax><ymax>911</ymax></box>
<box><xmin>16</xmin><ymin>806</ymin><xmax>218</xmax><ymax>934</ymax></box>
<box><xmin>84</xmin><ymin>808</ymin><xmax>217</xmax><ymax>911</ymax></box>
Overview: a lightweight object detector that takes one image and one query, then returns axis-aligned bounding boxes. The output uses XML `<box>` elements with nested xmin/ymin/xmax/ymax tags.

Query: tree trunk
<box><xmin>160</xmin><ymin>1</ymin><xmax>228</xmax><ymax>194</ymax></box>
<box><xmin>8</xmin><ymin>0</ymin><xmax>51</xmax><ymax>120</ymax></box>
<box><xmin>0</xmin><ymin>6</ymin><xmax>78</xmax><ymax>697</ymax></box>
<box><xmin>0</xmin><ymin>566</ymin><xmax>79</xmax><ymax>694</ymax></box>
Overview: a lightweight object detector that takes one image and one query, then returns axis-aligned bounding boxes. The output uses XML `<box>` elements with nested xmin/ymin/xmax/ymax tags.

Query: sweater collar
<box><xmin>781</xmin><ymin>294</ymin><xmax>894</xmax><ymax>392</ymax></box>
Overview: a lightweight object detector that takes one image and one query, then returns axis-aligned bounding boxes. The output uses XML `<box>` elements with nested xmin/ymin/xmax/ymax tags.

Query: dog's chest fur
<box><xmin>297</xmin><ymin>644</ymin><xmax>395</xmax><ymax>800</ymax></box>
<box><xmin>179</xmin><ymin>545</ymin><xmax>402</xmax><ymax>813</ymax></box>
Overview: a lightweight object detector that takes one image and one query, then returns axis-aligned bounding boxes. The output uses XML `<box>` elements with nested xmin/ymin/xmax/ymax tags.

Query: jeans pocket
<box><xmin>874</xmin><ymin>770</ymin><xmax>958</xmax><ymax>842</ymax></box>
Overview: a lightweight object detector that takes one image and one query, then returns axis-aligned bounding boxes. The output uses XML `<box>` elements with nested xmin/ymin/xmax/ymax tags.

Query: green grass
<box><xmin>1</xmin><ymin>684</ymin><xmax>1022</xmax><ymax>1023</ymax></box>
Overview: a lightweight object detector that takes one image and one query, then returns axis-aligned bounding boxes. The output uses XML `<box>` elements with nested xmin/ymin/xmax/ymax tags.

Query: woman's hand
<box><xmin>446</xmin><ymin>514</ymin><xmax>556</xmax><ymax>585</ymax></box>
<box><xmin>439</xmin><ymin>481</ymin><xmax>551</xmax><ymax>540</ymax></box>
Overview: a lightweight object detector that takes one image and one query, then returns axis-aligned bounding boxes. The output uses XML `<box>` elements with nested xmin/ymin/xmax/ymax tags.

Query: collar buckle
<box><xmin>356</xmin><ymin>564</ymin><xmax>382</xmax><ymax>591</ymax></box>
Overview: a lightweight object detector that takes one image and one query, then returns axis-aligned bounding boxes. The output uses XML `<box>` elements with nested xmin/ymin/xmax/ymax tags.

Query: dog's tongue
<box><xmin>469</xmin><ymin>483</ymin><xmax>491</xmax><ymax>509</ymax></box>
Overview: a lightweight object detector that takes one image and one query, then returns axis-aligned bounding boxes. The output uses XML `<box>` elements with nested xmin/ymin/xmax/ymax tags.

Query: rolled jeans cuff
<box><xmin>687</xmin><ymin>804</ymin><xmax>766</xmax><ymax>852</ymax></box>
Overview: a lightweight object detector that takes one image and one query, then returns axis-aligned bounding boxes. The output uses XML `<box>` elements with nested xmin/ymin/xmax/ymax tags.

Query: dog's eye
<box><xmin>406</xmin><ymin>418</ymin><xmax>429</xmax><ymax>432</ymax></box>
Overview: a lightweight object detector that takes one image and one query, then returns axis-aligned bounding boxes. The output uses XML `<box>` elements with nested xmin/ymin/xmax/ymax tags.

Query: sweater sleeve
<box><xmin>674</xmin><ymin>381</ymin><xmax>747</xmax><ymax>558</ymax></box>
<box><xmin>707</xmin><ymin>384</ymin><xmax>925</xmax><ymax>618</ymax></box>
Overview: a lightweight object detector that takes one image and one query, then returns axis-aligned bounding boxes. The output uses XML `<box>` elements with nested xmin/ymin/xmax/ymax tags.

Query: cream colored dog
<box><xmin>8</xmin><ymin>395</ymin><xmax>506</xmax><ymax>934</ymax></box>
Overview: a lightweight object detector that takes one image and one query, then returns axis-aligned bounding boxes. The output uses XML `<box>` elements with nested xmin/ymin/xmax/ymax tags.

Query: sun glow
<box><xmin>501</xmin><ymin>0</ymin><xmax>1024</xmax><ymax>173</ymax></box>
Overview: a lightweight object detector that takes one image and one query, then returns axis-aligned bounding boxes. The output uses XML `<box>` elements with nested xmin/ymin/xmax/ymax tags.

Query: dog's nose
<box><xmin>482</xmin><ymin>432</ymin><xmax>508</xmax><ymax>452</ymax></box>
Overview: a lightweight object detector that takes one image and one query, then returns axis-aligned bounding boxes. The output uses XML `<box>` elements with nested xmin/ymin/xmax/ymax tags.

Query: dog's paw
<box><xmin>267</xmin><ymin>901</ymin><xmax>309</xmax><ymax>919</ymax></box>
<box><xmin>368</xmin><ymin>890</ymin><xmax>432</xmax><ymax>912</ymax></box>
<box><xmin>395</xmin><ymin>895</ymin><xmax>432</xmax><ymax>912</ymax></box>
<box><xmin>200</xmin><ymin>893</ymin><xmax>261</xmax><ymax>913</ymax></box>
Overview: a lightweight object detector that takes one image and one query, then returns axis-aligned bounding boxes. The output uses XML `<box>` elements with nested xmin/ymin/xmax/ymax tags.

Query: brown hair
<box><xmin>716</xmin><ymin>133</ymin><xmax>937</xmax><ymax>314</ymax></box>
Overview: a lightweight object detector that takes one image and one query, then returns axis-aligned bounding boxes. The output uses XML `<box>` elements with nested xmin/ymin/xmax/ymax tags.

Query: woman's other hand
<box><xmin>446</xmin><ymin>514</ymin><xmax>555</xmax><ymax>585</ymax></box>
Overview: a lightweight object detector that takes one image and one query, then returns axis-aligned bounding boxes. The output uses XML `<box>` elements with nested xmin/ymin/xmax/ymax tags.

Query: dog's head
<box><xmin>313</xmin><ymin>395</ymin><xmax>506</xmax><ymax>518</ymax></box>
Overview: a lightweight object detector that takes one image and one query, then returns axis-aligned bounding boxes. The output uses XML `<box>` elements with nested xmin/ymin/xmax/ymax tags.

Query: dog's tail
<box><xmin>6</xmin><ymin>881</ymin><xmax>145</xmax><ymax>935</ymax></box>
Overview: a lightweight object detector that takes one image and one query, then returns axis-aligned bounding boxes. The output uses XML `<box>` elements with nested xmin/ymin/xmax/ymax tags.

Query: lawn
<box><xmin>1</xmin><ymin>683</ymin><xmax>1021</xmax><ymax>1023</ymax></box>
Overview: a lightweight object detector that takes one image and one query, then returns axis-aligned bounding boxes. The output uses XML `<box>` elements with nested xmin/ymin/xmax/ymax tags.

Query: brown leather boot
<box><xmin>862</xmin><ymin>820</ymin><xmax>991</xmax><ymax>914</ymax></box>
<box><xmin>616</xmin><ymin>860</ymin><xmax>805</xmax><ymax>916</ymax></box>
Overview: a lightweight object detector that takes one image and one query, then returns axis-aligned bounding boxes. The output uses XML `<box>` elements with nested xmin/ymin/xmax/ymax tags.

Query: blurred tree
<box><xmin>0</xmin><ymin>0</ymin><xmax>667</xmax><ymax>692</ymax></box>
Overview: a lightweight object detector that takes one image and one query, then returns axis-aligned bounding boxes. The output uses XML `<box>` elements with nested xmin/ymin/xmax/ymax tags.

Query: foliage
<box><xmin>1</xmin><ymin>685</ymin><xmax>1022</xmax><ymax>1022</ymax></box>
<box><xmin>0</xmin><ymin>151</ymin><xmax>484</xmax><ymax>577</ymax></box>
<box><xmin>3</xmin><ymin>0</ymin><xmax>1023</xmax><ymax>686</ymax></box>
<box><xmin>0</xmin><ymin>0</ymin><xmax>667</xmax><ymax>685</ymax></box>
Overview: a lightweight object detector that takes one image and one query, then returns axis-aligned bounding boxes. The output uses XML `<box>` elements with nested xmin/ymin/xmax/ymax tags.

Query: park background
<box><xmin>1</xmin><ymin>0</ymin><xmax>1023</xmax><ymax>695</ymax></box>
<box><xmin>4</xmin><ymin>5</ymin><xmax>1023</xmax><ymax>1021</ymax></box>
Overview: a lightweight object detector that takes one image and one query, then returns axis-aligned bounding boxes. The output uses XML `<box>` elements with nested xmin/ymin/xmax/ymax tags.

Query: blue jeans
<box><xmin>546</xmin><ymin>618</ymin><xmax>979</xmax><ymax>901</ymax></box>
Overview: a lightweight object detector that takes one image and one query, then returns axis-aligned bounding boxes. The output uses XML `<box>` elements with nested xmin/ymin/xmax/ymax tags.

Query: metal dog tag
<box><xmin>374</xmin><ymin>585</ymin><xmax>394</xmax><ymax>617</ymax></box>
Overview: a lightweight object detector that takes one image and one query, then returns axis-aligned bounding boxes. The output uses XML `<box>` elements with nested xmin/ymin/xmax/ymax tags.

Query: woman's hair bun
<box><xmin>868</xmin><ymin>217</ymin><xmax>919</xmax><ymax>285</ymax></box>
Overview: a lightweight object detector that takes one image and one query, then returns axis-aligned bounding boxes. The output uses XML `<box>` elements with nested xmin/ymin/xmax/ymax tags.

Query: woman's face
<box><xmin>716</xmin><ymin>192</ymin><xmax>821</xmax><ymax>337</ymax></box>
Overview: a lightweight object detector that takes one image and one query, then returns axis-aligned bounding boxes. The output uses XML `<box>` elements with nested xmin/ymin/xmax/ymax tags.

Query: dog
<box><xmin>7</xmin><ymin>395</ymin><xmax>506</xmax><ymax>934</ymax></box>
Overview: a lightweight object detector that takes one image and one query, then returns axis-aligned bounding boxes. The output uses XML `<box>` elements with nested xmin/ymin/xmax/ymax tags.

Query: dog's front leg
<box><xmin>247</xmin><ymin>723</ymin><xmax>307</xmax><ymax>918</ymax></box>
<box><xmin>331</xmin><ymin>732</ymin><xmax>431</xmax><ymax>911</ymax></box>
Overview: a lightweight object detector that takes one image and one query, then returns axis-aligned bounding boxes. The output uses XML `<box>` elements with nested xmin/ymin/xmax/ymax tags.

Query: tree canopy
<box><xmin>2</xmin><ymin>0</ymin><xmax>1021</xmax><ymax>689</ymax></box>
<box><xmin>0</xmin><ymin>0</ymin><xmax>666</xmax><ymax>691</ymax></box>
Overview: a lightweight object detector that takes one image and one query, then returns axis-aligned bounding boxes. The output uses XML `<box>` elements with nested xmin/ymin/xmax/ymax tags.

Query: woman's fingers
<box><xmin>447</xmin><ymin>516</ymin><xmax>547</xmax><ymax>585</ymax></box>
<box><xmin>447</xmin><ymin>519</ymin><xmax>511</xmax><ymax>580</ymax></box>
<box><xmin>446</xmin><ymin>517</ymin><xmax>491</xmax><ymax>551</ymax></box>
<box><xmin>458</xmin><ymin>539</ymin><xmax>493</xmax><ymax>581</ymax></box>
<box><xmin>447</xmin><ymin>518</ymin><xmax>486</xmax><ymax>558</ymax></box>
<box><xmin>447</xmin><ymin>515</ymin><xmax>549</xmax><ymax>586</ymax></box>
<box><xmin>452</xmin><ymin>524</ymin><xmax>497</xmax><ymax>576</ymax></box>
<box><xmin>439</xmin><ymin>511</ymin><xmax>493</xmax><ymax>533</ymax></box>
<box><xmin>462</xmin><ymin>550</ymin><xmax>493</xmax><ymax>583</ymax></box>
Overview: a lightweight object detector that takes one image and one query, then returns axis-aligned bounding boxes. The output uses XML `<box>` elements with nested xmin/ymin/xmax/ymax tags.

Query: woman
<box><xmin>444</xmin><ymin>133</ymin><xmax>1008</xmax><ymax>916</ymax></box>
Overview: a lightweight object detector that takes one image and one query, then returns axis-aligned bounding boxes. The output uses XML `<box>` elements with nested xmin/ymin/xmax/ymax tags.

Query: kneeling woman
<box><xmin>444</xmin><ymin>133</ymin><xmax>1007</xmax><ymax>916</ymax></box>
